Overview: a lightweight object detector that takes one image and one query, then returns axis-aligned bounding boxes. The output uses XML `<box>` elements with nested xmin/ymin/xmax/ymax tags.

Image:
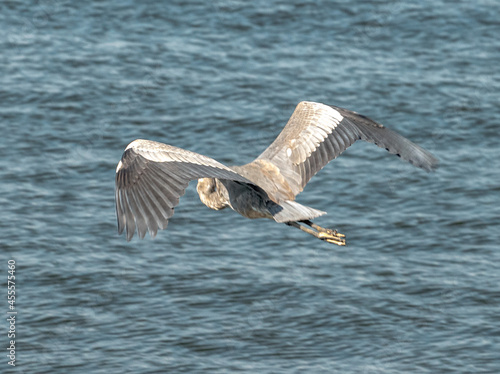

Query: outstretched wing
<box><xmin>115</xmin><ymin>139</ymin><xmax>256</xmax><ymax>241</ymax></box>
<box><xmin>254</xmin><ymin>101</ymin><xmax>438</xmax><ymax>199</ymax></box>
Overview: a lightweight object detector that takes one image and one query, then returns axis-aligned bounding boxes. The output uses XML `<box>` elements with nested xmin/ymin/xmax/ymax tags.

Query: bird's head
<box><xmin>196</xmin><ymin>178</ymin><xmax>217</xmax><ymax>196</ymax></box>
<box><xmin>196</xmin><ymin>178</ymin><xmax>228</xmax><ymax>210</ymax></box>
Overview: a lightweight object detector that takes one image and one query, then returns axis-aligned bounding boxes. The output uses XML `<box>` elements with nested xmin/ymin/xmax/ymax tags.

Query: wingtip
<box><xmin>126</xmin><ymin>230</ymin><xmax>134</xmax><ymax>242</ymax></box>
<box><xmin>429</xmin><ymin>159</ymin><xmax>439</xmax><ymax>172</ymax></box>
<box><xmin>410</xmin><ymin>157</ymin><xmax>439</xmax><ymax>173</ymax></box>
<box><xmin>422</xmin><ymin>152</ymin><xmax>439</xmax><ymax>172</ymax></box>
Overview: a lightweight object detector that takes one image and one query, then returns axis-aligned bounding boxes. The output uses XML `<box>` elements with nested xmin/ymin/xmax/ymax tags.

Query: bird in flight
<box><xmin>115</xmin><ymin>101</ymin><xmax>438</xmax><ymax>245</ymax></box>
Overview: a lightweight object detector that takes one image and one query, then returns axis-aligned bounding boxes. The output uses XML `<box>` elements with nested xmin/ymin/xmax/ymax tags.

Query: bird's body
<box><xmin>196</xmin><ymin>177</ymin><xmax>272</xmax><ymax>219</ymax></box>
<box><xmin>115</xmin><ymin>101</ymin><xmax>438</xmax><ymax>245</ymax></box>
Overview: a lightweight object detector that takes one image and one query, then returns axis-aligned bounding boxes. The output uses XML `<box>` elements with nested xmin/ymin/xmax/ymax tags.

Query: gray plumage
<box><xmin>115</xmin><ymin>101</ymin><xmax>438</xmax><ymax>243</ymax></box>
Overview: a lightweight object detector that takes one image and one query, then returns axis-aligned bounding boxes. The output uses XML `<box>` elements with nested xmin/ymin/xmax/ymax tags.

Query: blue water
<box><xmin>2</xmin><ymin>1</ymin><xmax>499</xmax><ymax>373</ymax></box>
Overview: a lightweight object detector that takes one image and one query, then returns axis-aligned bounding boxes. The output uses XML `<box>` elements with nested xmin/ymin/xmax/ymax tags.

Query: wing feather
<box><xmin>115</xmin><ymin>139</ymin><xmax>258</xmax><ymax>241</ymax></box>
<box><xmin>133</xmin><ymin>183</ymin><xmax>160</xmax><ymax>236</ymax></box>
<box><xmin>254</xmin><ymin>101</ymin><xmax>438</xmax><ymax>199</ymax></box>
<box><xmin>138</xmin><ymin>174</ymin><xmax>174</xmax><ymax>220</ymax></box>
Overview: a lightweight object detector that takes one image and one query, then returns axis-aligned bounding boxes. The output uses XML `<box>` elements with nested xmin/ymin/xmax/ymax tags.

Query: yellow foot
<box><xmin>289</xmin><ymin>220</ymin><xmax>347</xmax><ymax>246</ymax></box>
<box><xmin>317</xmin><ymin>228</ymin><xmax>346</xmax><ymax>246</ymax></box>
<box><xmin>307</xmin><ymin>221</ymin><xmax>346</xmax><ymax>245</ymax></box>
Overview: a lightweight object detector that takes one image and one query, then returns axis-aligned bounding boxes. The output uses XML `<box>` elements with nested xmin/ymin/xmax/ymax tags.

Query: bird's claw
<box><xmin>317</xmin><ymin>228</ymin><xmax>346</xmax><ymax>246</ymax></box>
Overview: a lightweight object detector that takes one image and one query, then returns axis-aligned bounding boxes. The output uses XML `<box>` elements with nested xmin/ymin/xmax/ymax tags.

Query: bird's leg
<box><xmin>286</xmin><ymin>221</ymin><xmax>346</xmax><ymax>246</ymax></box>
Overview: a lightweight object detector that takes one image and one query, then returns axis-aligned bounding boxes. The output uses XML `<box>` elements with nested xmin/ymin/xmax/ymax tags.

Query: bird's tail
<box><xmin>268</xmin><ymin>200</ymin><xmax>326</xmax><ymax>223</ymax></box>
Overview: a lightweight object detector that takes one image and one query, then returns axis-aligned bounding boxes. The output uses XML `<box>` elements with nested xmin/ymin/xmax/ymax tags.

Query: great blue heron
<box><xmin>115</xmin><ymin>101</ymin><xmax>438</xmax><ymax>245</ymax></box>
